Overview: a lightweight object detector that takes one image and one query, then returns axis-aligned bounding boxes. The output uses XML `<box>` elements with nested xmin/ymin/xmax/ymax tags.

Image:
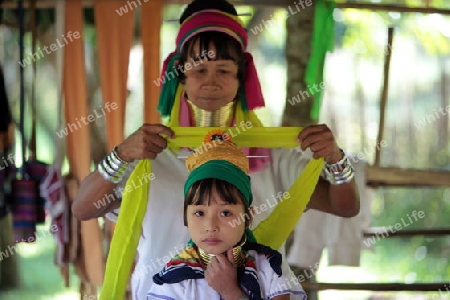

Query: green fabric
<box><xmin>184</xmin><ymin>160</ymin><xmax>252</xmax><ymax>205</ymax></box>
<box><xmin>305</xmin><ymin>0</ymin><xmax>335</xmax><ymax>120</ymax></box>
<box><xmin>239</xmin><ymin>86</ymin><xmax>249</xmax><ymax>112</ymax></box>
<box><xmin>157</xmin><ymin>53</ymin><xmax>181</xmax><ymax>117</ymax></box>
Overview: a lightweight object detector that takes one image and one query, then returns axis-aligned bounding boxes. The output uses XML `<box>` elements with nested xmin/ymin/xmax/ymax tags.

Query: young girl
<box><xmin>147</xmin><ymin>130</ymin><xmax>306</xmax><ymax>300</ymax></box>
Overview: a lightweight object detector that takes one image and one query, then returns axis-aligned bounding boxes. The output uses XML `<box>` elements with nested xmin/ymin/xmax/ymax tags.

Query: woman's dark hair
<box><xmin>177</xmin><ymin>0</ymin><xmax>246</xmax><ymax>87</ymax></box>
<box><xmin>184</xmin><ymin>178</ymin><xmax>251</xmax><ymax>227</ymax></box>
<box><xmin>180</xmin><ymin>0</ymin><xmax>237</xmax><ymax>22</ymax></box>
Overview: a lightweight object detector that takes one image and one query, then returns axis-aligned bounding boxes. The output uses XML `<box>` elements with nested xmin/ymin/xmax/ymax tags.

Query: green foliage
<box><xmin>336</xmin><ymin>0</ymin><xmax>450</xmax><ymax>59</ymax></box>
<box><xmin>315</xmin><ymin>0</ymin><xmax>450</xmax><ymax>293</ymax></box>
<box><xmin>0</xmin><ymin>224</ymin><xmax>80</xmax><ymax>300</ymax></box>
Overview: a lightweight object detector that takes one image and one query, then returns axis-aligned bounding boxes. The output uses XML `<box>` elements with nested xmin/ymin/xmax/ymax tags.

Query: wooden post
<box><xmin>0</xmin><ymin>214</ymin><xmax>20</xmax><ymax>290</ymax></box>
<box><xmin>142</xmin><ymin>0</ymin><xmax>163</xmax><ymax>124</ymax></box>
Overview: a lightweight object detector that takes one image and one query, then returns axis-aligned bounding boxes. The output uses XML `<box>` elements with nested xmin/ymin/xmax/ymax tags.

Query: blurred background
<box><xmin>0</xmin><ymin>0</ymin><xmax>449</xmax><ymax>299</ymax></box>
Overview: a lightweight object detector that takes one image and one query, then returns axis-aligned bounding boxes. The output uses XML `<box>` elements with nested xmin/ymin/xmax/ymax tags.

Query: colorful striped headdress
<box><xmin>157</xmin><ymin>9</ymin><xmax>265</xmax><ymax>121</ymax></box>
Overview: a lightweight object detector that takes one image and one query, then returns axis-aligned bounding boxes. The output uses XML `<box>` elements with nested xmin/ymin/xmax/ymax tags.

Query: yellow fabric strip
<box><xmin>100</xmin><ymin>161</ymin><xmax>152</xmax><ymax>300</ymax></box>
<box><xmin>252</xmin><ymin>153</ymin><xmax>323</xmax><ymax>248</ymax></box>
<box><xmin>169</xmin><ymin>127</ymin><xmax>301</xmax><ymax>148</ymax></box>
<box><xmin>100</xmin><ymin>127</ymin><xmax>323</xmax><ymax>300</ymax></box>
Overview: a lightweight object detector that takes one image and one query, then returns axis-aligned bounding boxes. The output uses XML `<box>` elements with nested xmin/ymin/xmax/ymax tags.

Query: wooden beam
<box><xmin>0</xmin><ymin>0</ymin><xmax>290</xmax><ymax>9</ymax></box>
<box><xmin>335</xmin><ymin>3</ymin><xmax>450</xmax><ymax>16</ymax></box>
<box><xmin>364</xmin><ymin>228</ymin><xmax>450</xmax><ymax>238</ymax></box>
<box><xmin>3</xmin><ymin>0</ymin><xmax>450</xmax><ymax>13</ymax></box>
<box><xmin>0</xmin><ymin>0</ymin><xmax>92</xmax><ymax>9</ymax></box>
<box><xmin>302</xmin><ymin>282</ymin><xmax>450</xmax><ymax>292</ymax></box>
<box><xmin>366</xmin><ymin>165</ymin><xmax>450</xmax><ymax>187</ymax></box>
<box><xmin>164</xmin><ymin>0</ymin><xmax>286</xmax><ymax>6</ymax></box>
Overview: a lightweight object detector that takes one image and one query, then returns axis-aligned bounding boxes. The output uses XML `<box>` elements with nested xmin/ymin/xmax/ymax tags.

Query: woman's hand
<box><xmin>297</xmin><ymin>124</ymin><xmax>342</xmax><ymax>164</ymax></box>
<box><xmin>115</xmin><ymin>124</ymin><xmax>175</xmax><ymax>162</ymax></box>
<box><xmin>204</xmin><ymin>248</ymin><xmax>247</xmax><ymax>300</ymax></box>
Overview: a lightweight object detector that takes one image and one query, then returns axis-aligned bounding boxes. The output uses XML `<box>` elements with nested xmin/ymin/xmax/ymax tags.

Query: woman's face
<box><xmin>182</xmin><ymin>40</ymin><xmax>240</xmax><ymax>111</ymax></box>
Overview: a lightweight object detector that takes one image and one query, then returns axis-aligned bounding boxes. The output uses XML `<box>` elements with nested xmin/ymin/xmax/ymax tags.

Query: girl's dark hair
<box><xmin>184</xmin><ymin>178</ymin><xmax>251</xmax><ymax>227</ymax></box>
<box><xmin>177</xmin><ymin>0</ymin><xmax>246</xmax><ymax>86</ymax></box>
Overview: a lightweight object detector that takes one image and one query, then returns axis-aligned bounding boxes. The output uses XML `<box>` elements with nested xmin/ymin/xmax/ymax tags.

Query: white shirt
<box><xmin>107</xmin><ymin>147</ymin><xmax>312</xmax><ymax>300</ymax></box>
<box><xmin>146</xmin><ymin>250</ymin><xmax>307</xmax><ymax>300</ymax></box>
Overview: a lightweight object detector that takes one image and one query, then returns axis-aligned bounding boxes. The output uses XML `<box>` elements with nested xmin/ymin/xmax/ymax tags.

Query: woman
<box><xmin>72</xmin><ymin>0</ymin><xmax>359</xmax><ymax>299</ymax></box>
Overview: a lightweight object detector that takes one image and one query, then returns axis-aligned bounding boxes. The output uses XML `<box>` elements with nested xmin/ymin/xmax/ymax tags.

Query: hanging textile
<box><xmin>305</xmin><ymin>0</ymin><xmax>335</xmax><ymax>120</ymax></box>
<box><xmin>94</xmin><ymin>0</ymin><xmax>134</xmax><ymax>149</ymax></box>
<box><xmin>11</xmin><ymin>0</ymin><xmax>38</xmax><ymax>243</ymax></box>
<box><xmin>11</xmin><ymin>0</ymin><xmax>49</xmax><ymax>243</ymax></box>
<box><xmin>27</xmin><ymin>0</ymin><xmax>49</xmax><ymax>225</ymax></box>
<box><xmin>142</xmin><ymin>0</ymin><xmax>163</xmax><ymax>124</ymax></box>
<box><xmin>93</xmin><ymin>0</ymin><xmax>136</xmax><ymax>244</ymax></box>
<box><xmin>40</xmin><ymin>0</ymin><xmax>74</xmax><ymax>287</ymax></box>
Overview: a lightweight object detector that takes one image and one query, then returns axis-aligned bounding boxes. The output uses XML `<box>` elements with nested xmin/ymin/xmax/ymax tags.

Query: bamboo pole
<box><xmin>439</xmin><ymin>65</ymin><xmax>449</xmax><ymax>148</ymax></box>
<box><xmin>374</xmin><ymin>27</ymin><xmax>394</xmax><ymax>167</ymax></box>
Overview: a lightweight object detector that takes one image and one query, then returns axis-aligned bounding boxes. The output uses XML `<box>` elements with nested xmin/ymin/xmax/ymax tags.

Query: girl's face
<box><xmin>186</xmin><ymin>187</ymin><xmax>246</xmax><ymax>255</ymax></box>
<box><xmin>183</xmin><ymin>40</ymin><xmax>240</xmax><ymax>112</ymax></box>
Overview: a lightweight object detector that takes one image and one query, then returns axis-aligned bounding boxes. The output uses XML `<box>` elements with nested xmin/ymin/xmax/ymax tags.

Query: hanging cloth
<box><xmin>39</xmin><ymin>0</ymin><xmax>71</xmax><ymax>272</ymax></box>
<box><xmin>11</xmin><ymin>0</ymin><xmax>38</xmax><ymax>243</ymax></box>
<box><xmin>11</xmin><ymin>0</ymin><xmax>49</xmax><ymax>243</ymax></box>
<box><xmin>26</xmin><ymin>0</ymin><xmax>49</xmax><ymax>225</ymax></box>
<box><xmin>305</xmin><ymin>0</ymin><xmax>335</xmax><ymax>120</ymax></box>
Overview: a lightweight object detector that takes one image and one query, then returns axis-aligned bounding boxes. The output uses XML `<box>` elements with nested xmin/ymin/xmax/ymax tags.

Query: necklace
<box><xmin>198</xmin><ymin>235</ymin><xmax>247</xmax><ymax>267</ymax></box>
<box><xmin>186</xmin><ymin>98</ymin><xmax>235</xmax><ymax>127</ymax></box>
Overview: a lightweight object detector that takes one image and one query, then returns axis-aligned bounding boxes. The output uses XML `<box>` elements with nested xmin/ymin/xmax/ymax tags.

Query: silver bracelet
<box><xmin>103</xmin><ymin>159</ymin><xmax>126</xmax><ymax>181</ymax></box>
<box><xmin>98</xmin><ymin>161</ymin><xmax>123</xmax><ymax>184</ymax></box>
<box><xmin>97</xmin><ymin>146</ymin><xmax>130</xmax><ymax>184</ymax></box>
<box><xmin>324</xmin><ymin>149</ymin><xmax>355</xmax><ymax>185</ymax></box>
<box><xmin>112</xmin><ymin>146</ymin><xmax>129</xmax><ymax>164</ymax></box>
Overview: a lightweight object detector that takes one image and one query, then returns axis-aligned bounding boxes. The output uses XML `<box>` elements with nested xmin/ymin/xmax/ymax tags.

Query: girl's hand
<box><xmin>204</xmin><ymin>248</ymin><xmax>247</xmax><ymax>300</ymax></box>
